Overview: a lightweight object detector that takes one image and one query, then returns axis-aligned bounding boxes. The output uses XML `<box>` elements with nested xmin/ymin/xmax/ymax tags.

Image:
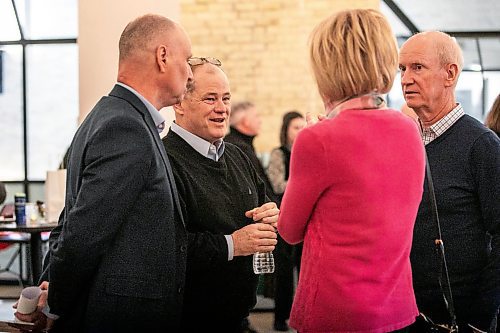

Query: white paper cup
<box><xmin>17</xmin><ymin>286</ymin><xmax>42</xmax><ymax>315</ymax></box>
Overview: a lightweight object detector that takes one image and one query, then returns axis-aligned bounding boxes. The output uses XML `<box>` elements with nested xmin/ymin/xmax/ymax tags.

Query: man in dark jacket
<box><xmin>15</xmin><ymin>14</ymin><xmax>193</xmax><ymax>333</ymax></box>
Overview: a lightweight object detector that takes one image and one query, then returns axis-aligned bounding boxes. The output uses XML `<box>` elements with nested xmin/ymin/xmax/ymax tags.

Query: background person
<box><xmin>162</xmin><ymin>58</ymin><xmax>278</xmax><ymax>332</ymax></box>
<box><xmin>225</xmin><ymin>101</ymin><xmax>276</xmax><ymax>202</ymax></box>
<box><xmin>399</xmin><ymin>31</ymin><xmax>500</xmax><ymax>332</ymax></box>
<box><xmin>0</xmin><ymin>182</ymin><xmax>6</xmax><ymax>206</ymax></box>
<box><xmin>278</xmin><ymin>9</ymin><xmax>425</xmax><ymax>332</ymax></box>
<box><xmin>266</xmin><ymin>111</ymin><xmax>305</xmax><ymax>331</ymax></box>
<box><xmin>485</xmin><ymin>93</ymin><xmax>500</xmax><ymax>136</ymax></box>
<box><xmin>225</xmin><ymin>100</ymin><xmax>277</xmax><ymax>332</ymax></box>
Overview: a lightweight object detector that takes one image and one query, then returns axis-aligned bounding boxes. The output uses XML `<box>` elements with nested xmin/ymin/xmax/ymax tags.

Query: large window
<box><xmin>0</xmin><ymin>0</ymin><xmax>78</xmax><ymax>202</ymax></box>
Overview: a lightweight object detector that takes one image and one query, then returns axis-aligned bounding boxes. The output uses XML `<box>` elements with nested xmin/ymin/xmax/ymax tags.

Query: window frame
<box><xmin>0</xmin><ymin>0</ymin><xmax>77</xmax><ymax>200</ymax></box>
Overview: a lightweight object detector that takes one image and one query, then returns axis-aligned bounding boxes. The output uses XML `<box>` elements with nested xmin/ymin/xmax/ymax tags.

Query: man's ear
<box><xmin>173</xmin><ymin>102</ymin><xmax>185</xmax><ymax>116</ymax></box>
<box><xmin>444</xmin><ymin>63</ymin><xmax>459</xmax><ymax>87</ymax></box>
<box><xmin>156</xmin><ymin>45</ymin><xmax>168</xmax><ymax>73</ymax></box>
<box><xmin>240</xmin><ymin>114</ymin><xmax>249</xmax><ymax>129</ymax></box>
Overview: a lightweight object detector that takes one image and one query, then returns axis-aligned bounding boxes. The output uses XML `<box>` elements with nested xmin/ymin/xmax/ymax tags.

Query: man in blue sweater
<box><xmin>399</xmin><ymin>31</ymin><xmax>500</xmax><ymax>332</ymax></box>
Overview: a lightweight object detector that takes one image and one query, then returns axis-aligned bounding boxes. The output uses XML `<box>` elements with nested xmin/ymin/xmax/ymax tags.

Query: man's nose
<box><xmin>214</xmin><ymin>99</ymin><xmax>226</xmax><ymax>111</ymax></box>
<box><xmin>400</xmin><ymin>70</ymin><xmax>412</xmax><ymax>85</ymax></box>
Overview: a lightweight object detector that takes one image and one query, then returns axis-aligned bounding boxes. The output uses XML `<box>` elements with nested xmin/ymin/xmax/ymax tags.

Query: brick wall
<box><xmin>181</xmin><ymin>0</ymin><xmax>379</xmax><ymax>152</ymax></box>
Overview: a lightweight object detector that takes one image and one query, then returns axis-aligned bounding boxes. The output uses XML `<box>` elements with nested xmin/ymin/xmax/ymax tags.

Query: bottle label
<box><xmin>15</xmin><ymin>193</ymin><xmax>27</xmax><ymax>226</ymax></box>
<box><xmin>253</xmin><ymin>252</ymin><xmax>275</xmax><ymax>274</ymax></box>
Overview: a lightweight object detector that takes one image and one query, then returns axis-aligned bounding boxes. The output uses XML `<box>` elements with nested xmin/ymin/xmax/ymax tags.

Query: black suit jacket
<box><xmin>45</xmin><ymin>85</ymin><xmax>187</xmax><ymax>333</ymax></box>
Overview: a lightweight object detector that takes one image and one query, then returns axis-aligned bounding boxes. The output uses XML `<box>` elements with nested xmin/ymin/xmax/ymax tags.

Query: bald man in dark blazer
<box><xmin>15</xmin><ymin>14</ymin><xmax>193</xmax><ymax>333</ymax></box>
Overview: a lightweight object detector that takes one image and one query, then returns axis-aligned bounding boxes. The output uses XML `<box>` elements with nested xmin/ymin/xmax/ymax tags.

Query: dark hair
<box><xmin>280</xmin><ymin>111</ymin><xmax>304</xmax><ymax>147</ymax></box>
<box><xmin>230</xmin><ymin>101</ymin><xmax>255</xmax><ymax>127</ymax></box>
<box><xmin>0</xmin><ymin>182</ymin><xmax>6</xmax><ymax>205</ymax></box>
<box><xmin>485</xmin><ymin>94</ymin><xmax>500</xmax><ymax>136</ymax></box>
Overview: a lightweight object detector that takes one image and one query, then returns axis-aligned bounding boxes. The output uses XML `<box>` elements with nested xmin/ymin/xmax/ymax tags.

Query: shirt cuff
<box><xmin>224</xmin><ymin>235</ymin><xmax>234</xmax><ymax>261</ymax></box>
<box><xmin>41</xmin><ymin>304</ymin><xmax>59</xmax><ymax>320</ymax></box>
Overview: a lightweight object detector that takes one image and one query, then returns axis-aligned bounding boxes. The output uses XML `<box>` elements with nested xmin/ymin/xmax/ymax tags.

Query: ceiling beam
<box><xmin>11</xmin><ymin>0</ymin><xmax>24</xmax><ymax>40</ymax></box>
<box><xmin>443</xmin><ymin>31</ymin><xmax>500</xmax><ymax>38</ymax></box>
<box><xmin>382</xmin><ymin>0</ymin><xmax>419</xmax><ymax>35</ymax></box>
<box><xmin>0</xmin><ymin>39</ymin><xmax>77</xmax><ymax>46</ymax></box>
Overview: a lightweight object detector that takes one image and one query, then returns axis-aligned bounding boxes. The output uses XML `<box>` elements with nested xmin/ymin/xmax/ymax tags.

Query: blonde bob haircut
<box><xmin>309</xmin><ymin>9</ymin><xmax>398</xmax><ymax>102</ymax></box>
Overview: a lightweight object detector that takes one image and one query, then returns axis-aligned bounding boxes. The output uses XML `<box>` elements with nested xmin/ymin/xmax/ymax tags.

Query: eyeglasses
<box><xmin>187</xmin><ymin>57</ymin><xmax>222</xmax><ymax>67</ymax></box>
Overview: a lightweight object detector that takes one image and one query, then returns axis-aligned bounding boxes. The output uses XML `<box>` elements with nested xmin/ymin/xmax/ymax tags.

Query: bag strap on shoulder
<box><xmin>425</xmin><ymin>155</ymin><xmax>458</xmax><ymax>331</ymax></box>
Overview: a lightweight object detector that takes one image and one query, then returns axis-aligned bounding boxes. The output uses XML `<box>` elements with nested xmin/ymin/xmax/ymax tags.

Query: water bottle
<box><xmin>14</xmin><ymin>193</ymin><xmax>27</xmax><ymax>226</ymax></box>
<box><xmin>253</xmin><ymin>251</ymin><xmax>275</xmax><ymax>274</ymax></box>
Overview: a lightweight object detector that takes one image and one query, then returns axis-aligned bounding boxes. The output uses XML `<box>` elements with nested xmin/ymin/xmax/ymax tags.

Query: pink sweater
<box><xmin>278</xmin><ymin>109</ymin><xmax>425</xmax><ymax>333</ymax></box>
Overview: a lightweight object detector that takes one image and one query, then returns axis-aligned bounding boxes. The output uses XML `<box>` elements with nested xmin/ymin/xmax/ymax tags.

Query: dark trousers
<box><xmin>182</xmin><ymin>316</ymin><xmax>244</xmax><ymax>333</ymax></box>
<box><xmin>274</xmin><ymin>235</ymin><xmax>302</xmax><ymax>322</ymax></box>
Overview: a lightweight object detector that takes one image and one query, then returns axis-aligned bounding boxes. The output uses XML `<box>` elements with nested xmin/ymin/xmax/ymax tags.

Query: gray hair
<box><xmin>230</xmin><ymin>101</ymin><xmax>255</xmax><ymax>127</ymax></box>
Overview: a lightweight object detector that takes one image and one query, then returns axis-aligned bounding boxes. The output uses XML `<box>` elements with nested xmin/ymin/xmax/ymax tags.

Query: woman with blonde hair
<box><xmin>278</xmin><ymin>9</ymin><xmax>425</xmax><ymax>332</ymax></box>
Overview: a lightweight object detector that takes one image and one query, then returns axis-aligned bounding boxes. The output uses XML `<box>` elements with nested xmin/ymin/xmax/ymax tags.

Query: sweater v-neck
<box><xmin>166</xmin><ymin>130</ymin><xmax>228</xmax><ymax>172</ymax></box>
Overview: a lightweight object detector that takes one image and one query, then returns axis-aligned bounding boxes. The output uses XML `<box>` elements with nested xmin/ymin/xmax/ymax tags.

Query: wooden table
<box><xmin>0</xmin><ymin>223</ymin><xmax>57</xmax><ymax>284</ymax></box>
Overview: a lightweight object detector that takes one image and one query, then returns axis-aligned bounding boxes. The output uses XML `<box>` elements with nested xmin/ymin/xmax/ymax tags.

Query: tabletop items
<box><xmin>6</xmin><ymin>194</ymin><xmax>48</xmax><ymax>227</ymax></box>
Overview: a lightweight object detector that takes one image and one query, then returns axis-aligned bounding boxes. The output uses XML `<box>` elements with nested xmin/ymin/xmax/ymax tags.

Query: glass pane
<box><xmin>29</xmin><ymin>183</ymin><xmax>45</xmax><ymax>203</ymax></box>
<box><xmin>387</xmin><ymin>74</ymin><xmax>405</xmax><ymax>111</ymax></box>
<box><xmin>0</xmin><ymin>46</ymin><xmax>24</xmax><ymax>181</ymax></box>
<box><xmin>0</xmin><ymin>183</ymin><xmax>44</xmax><ymax>207</ymax></box>
<box><xmin>480</xmin><ymin>38</ymin><xmax>500</xmax><ymax>71</ymax></box>
<box><xmin>2</xmin><ymin>183</ymin><xmax>24</xmax><ymax>204</ymax></box>
<box><xmin>14</xmin><ymin>0</ymin><xmax>78</xmax><ymax>39</ymax></box>
<box><xmin>393</xmin><ymin>0</ymin><xmax>500</xmax><ymax>32</ymax></box>
<box><xmin>484</xmin><ymin>72</ymin><xmax>500</xmax><ymax>112</ymax></box>
<box><xmin>0</xmin><ymin>1</ymin><xmax>21</xmax><ymax>40</ymax></box>
<box><xmin>456</xmin><ymin>38</ymin><xmax>481</xmax><ymax>71</ymax></box>
<box><xmin>26</xmin><ymin>44</ymin><xmax>78</xmax><ymax>180</ymax></box>
<box><xmin>456</xmin><ymin>72</ymin><xmax>484</xmax><ymax>121</ymax></box>
<box><xmin>380</xmin><ymin>1</ymin><xmax>411</xmax><ymax>36</ymax></box>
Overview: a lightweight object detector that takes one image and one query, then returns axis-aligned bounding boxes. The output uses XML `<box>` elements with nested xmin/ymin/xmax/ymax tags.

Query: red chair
<box><xmin>0</xmin><ymin>232</ymin><xmax>30</xmax><ymax>286</ymax></box>
<box><xmin>0</xmin><ymin>204</ymin><xmax>30</xmax><ymax>286</ymax></box>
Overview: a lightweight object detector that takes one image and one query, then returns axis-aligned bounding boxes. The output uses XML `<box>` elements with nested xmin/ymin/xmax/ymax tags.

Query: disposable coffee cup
<box><xmin>16</xmin><ymin>286</ymin><xmax>42</xmax><ymax>315</ymax></box>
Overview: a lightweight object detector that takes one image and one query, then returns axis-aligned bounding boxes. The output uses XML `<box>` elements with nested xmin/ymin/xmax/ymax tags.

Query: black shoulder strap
<box><xmin>425</xmin><ymin>155</ymin><xmax>458</xmax><ymax>330</ymax></box>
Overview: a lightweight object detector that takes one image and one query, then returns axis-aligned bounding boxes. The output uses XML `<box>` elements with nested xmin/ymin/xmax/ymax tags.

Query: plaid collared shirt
<box><xmin>419</xmin><ymin>104</ymin><xmax>464</xmax><ymax>145</ymax></box>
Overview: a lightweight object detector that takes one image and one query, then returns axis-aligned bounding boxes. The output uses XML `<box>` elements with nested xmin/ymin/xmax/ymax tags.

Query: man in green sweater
<box><xmin>162</xmin><ymin>57</ymin><xmax>279</xmax><ymax>332</ymax></box>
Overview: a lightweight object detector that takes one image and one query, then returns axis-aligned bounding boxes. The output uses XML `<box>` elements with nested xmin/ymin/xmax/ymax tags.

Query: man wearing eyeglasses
<box><xmin>162</xmin><ymin>57</ymin><xmax>279</xmax><ymax>332</ymax></box>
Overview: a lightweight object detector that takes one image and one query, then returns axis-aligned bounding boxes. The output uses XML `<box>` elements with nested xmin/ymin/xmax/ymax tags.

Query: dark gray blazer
<box><xmin>44</xmin><ymin>85</ymin><xmax>187</xmax><ymax>333</ymax></box>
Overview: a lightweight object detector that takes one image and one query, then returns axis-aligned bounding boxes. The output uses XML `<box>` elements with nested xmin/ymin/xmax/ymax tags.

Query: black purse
<box><xmin>409</xmin><ymin>157</ymin><xmax>459</xmax><ymax>333</ymax></box>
